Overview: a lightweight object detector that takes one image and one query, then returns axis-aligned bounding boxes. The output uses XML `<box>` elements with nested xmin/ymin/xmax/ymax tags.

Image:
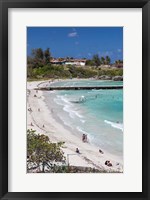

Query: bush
<box><xmin>27</xmin><ymin>63</ymin><xmax>123</xmax><ymax>80</ymax></box>
<box><xmin>27</xmin><ymin>129</ymin><xmax>65</xmax><ymax>172</ymax></box>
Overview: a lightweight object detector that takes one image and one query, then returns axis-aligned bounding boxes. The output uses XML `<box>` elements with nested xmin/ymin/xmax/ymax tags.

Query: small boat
<box><xmin>70</xmin><ymin>100</ymin><xmax>82</xmax><ymax>103</ymax></box>
<box><xmin>70</xmin><ymin>96</ymin><xmax>86</xmax><ymax>103</ymax></box>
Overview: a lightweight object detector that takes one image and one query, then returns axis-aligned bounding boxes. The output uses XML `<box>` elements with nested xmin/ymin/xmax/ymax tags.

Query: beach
<box><xmin>27</xmin><ymin>80</ymin><xmax>123</xmax><ymax>172</ymax></box>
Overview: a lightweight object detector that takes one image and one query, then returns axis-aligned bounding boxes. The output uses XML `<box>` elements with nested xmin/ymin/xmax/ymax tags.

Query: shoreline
<box><xmin>27</xmin><ymin>79</ymin><xmax>123</xmax><ymax>172</ymax></box>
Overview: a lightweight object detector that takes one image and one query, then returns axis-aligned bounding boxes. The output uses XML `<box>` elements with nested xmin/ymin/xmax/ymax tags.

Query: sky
<box><xmin>27</xmin><ymin>27</ymin><xmax>123</xmax><ymax>63</ymax></box>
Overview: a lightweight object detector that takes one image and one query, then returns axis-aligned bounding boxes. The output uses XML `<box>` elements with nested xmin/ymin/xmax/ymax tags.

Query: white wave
<box><xmin>77</xmin><ymin>126</ymin><xmax>89</xmax><ymax>135</ymax></box>
<box><xmin>80</xmin><ymin>119</ymin><xmax>85</xmax><ymax>123</ymax></box>
<box><xmin>60</xmin><ymin>96</ymin><xmax>83</xmax><ymax>118</ymax></box>
<box><xmin>54</xmin><ymin>94</ymin><xmax>84</xmax><ymax>120</ymax></box>
<box><xmin>49</xmin><ymin>91</ymin><xmax>56</xmax><ymax>93</ymax></box>
<box><xmin>104</xmin><ymin>120</ymin><xmax>123</xmax><ymax>131</ymax></box>
<box><xmin>60</xmin><ymin>96</ymin><xmax>72</xmax><ymax>105</ymax></box>
<box><xmin>54</xmin><ymin>98</ymin><xmax>64</xmax><ymax>106</ymax></box>
<box><xmin>63</xmin><ymin>105</ymin><xmax>83</xmax><ymax>119</ymax></box>
<box><xmin>59</xmin><ymin>116</ymin><xmax>73</xmax><ymax>128</ymax></box>
<box><xmin>63</xmin><ymin>105</ymin><xmax>75</xmax><ymax>119</ymax></box>
<box><xmin>73</xmin><ymin>110</ymin><xmax>83</xmax><ymax>118</ymax></box>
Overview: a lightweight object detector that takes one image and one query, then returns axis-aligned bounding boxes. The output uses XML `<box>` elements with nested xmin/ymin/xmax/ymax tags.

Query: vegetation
<box><xmin>97</xmin><ymin>68</ymin><xmax>123</xmax><ymax>77</ymax></box>
<box><xmin>86</xmin><ymin>54</ymin><xmax>111</xmax><ymax>67</ymax></box>
<box><xmin>27</xmin><ymin>129</ymin><xmax>121</xmax><ymax>173</ymax></box>
<box><xmin>28</xmin><ymin>48</ymin><xmax>51</xmax><ymax>69</ymax></box>
<box><xmin>27</xmin><ymin>48</ymin><xmax>123</xmax><ymax>80</ymax></box>
<box><xmin>92</xmin><ymin>54</ymin><xmax>101</xmax><ymax>67</ymax></box>
<box><xmin>27</xmin><ymin>129</ymin><xmax>65</xmax><ymax>172</ymax></box>
<box><xmin>115</xmin><ymin>59</ymin><xmax>123</xmax><ymax>64</ymax></box>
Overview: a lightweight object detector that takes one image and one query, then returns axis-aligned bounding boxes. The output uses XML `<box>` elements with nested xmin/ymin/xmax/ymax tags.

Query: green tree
<box><xmin>44</xmin><ymin>48</ymin><xmax>51</xmax><ymax>64</ymax></box>
<box><xmin>100</xmin><ymin>56</ymin><xmax>105</xmax><ymax>65</ymax></box>
<box><xmin>92</xmin><ymin>54</ymin><xmax>101</xmax><ymax>67</ymax></box>
<box><xmin>30</xmin><ymin>48</ymin><xmax>44</xmax><ymax>68</ymax></box>
<box><xmin>115</xmin><ymin>60</ymin><xmax>123</xmax><ymax>64</ymax></box>
<box><xmin>32</xmin><ymin>48</ymin><xmax>44</xmax><ymax>60</ymax></box>
<box><xmin>105</xmin><ymin>56</ymin><xmax>111</xmax><ymax>65</ymax></box>
<box><xmin>27</xmin><ymin>129</ymin><xmax>65</xmax><ymax>172</ymax></box>
<box><xmin>85</xmin><ymin>59</ymin><xmax>95</xmax><ymax>66</ymax></box>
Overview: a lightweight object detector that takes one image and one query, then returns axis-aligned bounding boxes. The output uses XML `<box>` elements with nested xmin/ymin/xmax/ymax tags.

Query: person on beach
<box><xmin>99</xmin><ymin>149</ymin><xmax>104</xmax><ymax>154</ymax></box>
<box><xmin>85</xmin><ymin>134</ymin><xmax>88</xmax><ymax>142</ymax></box>
<box><xmin>105</xmin><ymin>160</ymin><xmax>112</xmax><ymax>167</ymax></box>
<box><xmin>76</xmin><ymin>148</ymin><xmax>80</xmax><ymax>154</ymax></box>
<box><xmin>82</xmin><ymin>134</ymin><xmax>88</xmax><ymax>142</ymax></box>
<box><xmin>31</xmin><ymin>122</ymin><xmax>33</xmax><ymax>126</ymax></box>
<box><xmin>38</xmin><ymin>108</ymin><xmax>40</xmax><ymax>112</ymax></box>
<box><xmin>28</xmin><ymin>108</ymin><xmax>32</xmax><ymax>112</ymax></box>
<box><xmin>82</xmin><ymin>134</ymin><xmax>85</xmax><ymax>142</ymax></box>
<box><xmin>43</xmin><ymin>124</ymin><xmax>45</xmax><ymax>128</ymax></box>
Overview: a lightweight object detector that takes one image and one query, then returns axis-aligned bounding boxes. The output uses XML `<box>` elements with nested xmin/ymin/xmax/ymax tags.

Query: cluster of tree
<box><xmin>27</xmin><ymin>129</ymin><xmax>65</xmax><ymax>173</ymax></box>
<box><xmin>28</xmin><ymin>64</ymin><xmax>98</xmax><ymax>79</ymax></box>
<box><xmin>28</xmin><ymin>65</ymin><xmax>123</xmax><ymax>80</ymax></box>
<box><xmin>27</xmin><ymin>48</ymin><xmax>123</xmax><ymax>80</ymax></box>
<box><xmin>86</xmin><ymin>54</ymin><xmax>111</xmax><ymax>67</ymax></box>
<box><xmin>68</xmin><ymin>65</ymin><xmax>97</xmax><ymax>78</ymax></box>
<box><xmin>97</xmin><ymin>68</ymin><xmax>123</xmax><ymax>77</ymax></box>
<box><xmin>115</xmin><ymin>60</ymin><xmax>123</xmax><ymax>64</ymax></box>
<box><xmin>27</xmin><ymin>129</ymin><xmax>116</xmax><ymax>173</ymax></box>
<box><xmin>27</xmin><ymin>48</ymin><xmax>51</xmax><ymax>69</ymax></box>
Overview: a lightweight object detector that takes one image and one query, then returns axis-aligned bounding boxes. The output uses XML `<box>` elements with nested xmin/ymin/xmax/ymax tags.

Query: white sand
<box><xmin>27</xmin><ymin>80</ymin><xmax>123</xmax><ymax>172</ymax></box>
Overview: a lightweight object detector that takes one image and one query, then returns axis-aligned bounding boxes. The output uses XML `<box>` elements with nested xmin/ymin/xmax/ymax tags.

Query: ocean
<box><xmin>44</xmin><ymin>80</ymin><xmax>123</xmax><ymax>159</ymax></box>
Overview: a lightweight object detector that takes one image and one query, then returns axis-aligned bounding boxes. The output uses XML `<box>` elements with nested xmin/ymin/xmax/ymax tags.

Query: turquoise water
<box><xmin>46</xmin><ymin>80</ymin><xmax>123</xmax><ymax>159</ymax></box>
<box><xmin>50</xmin><ymin>79</ymin><xmax>123</xmax><ymax>87</ymax></box>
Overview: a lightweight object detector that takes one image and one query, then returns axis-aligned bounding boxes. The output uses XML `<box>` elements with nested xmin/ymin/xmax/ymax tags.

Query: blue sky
<box><xmin>27</xmin><ymin>27</ymin><xmax>123</xmax><ymax>63</ymax></box>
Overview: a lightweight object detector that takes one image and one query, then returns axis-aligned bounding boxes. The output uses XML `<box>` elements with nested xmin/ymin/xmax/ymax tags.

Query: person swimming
<box><xmin>79</xmin><ymin>96</ymin><xmax>86</xmax><ymax>102</ymax></box>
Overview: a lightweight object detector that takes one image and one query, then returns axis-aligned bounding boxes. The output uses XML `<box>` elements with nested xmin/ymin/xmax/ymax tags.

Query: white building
<box><xmin>65</xmin><ymin>59</ymin><xmax>86</xmax><ymax>66</ymax></box>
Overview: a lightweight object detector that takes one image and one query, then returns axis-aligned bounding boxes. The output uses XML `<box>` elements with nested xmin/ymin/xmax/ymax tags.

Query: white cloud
<box><xmin>68</xmin><ymin>32</ymin><xmax>78</xmax><ymax>37</ymax></box>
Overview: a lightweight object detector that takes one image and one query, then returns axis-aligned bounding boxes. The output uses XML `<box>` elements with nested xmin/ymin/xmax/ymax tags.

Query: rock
<box><xmin>98</xmin><ymin>75</ymin><xmax>112</xmax><ymax>80</ymax></box>
<box><xmin>112</xmin><ymin>76</ymin><xmax>123</xmax><ymax>81</ymax></box>
<box><xmin>36</xmin><ymin>75</ymin><xmax>43</xmax><ymax>79</ymax></box>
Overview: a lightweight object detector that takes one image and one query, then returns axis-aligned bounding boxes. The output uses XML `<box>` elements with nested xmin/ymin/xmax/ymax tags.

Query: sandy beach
<box><xmin>27</xmin><ymin>80</ymin><xmax>123</xmax><ymax>172</ymax></box>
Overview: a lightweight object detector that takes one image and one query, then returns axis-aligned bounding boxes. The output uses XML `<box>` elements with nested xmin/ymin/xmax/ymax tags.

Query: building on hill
<box><xmin>50</xmin><ymin>58</ymin><xmax>86</xmax><ymax>66</ymax></box>
<box><xmin>111</xmin><ymin>63</ymin><xmax>123</xmax><ymax>68</ymax></box>
<box><xmin>115</xmin><ymin>63</ymin><xmax>123</xmax><ymax>68</ymax></box>
<box><xmin>65</xmin><ymin>59</ymin><xmax>86</xmax><ymax>66</ymax></box>
<box><xmin>50</xmin><ymin>59</ymin><xmax>66</xmax><ymax>65</ymax></box>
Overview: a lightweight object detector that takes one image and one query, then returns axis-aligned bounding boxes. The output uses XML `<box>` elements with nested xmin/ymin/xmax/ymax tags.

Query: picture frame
<box><xmin>0</xmin><ymin>0</ymin><xmax>149</xmax><ymax>199</ymax></box>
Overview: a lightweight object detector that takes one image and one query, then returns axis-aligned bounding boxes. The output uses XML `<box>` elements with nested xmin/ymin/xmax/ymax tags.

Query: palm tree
<box><xmin>115</xmin><ymin>60</ymin><xmax>123</xmax><ymax>64</ymax></box>
<box><xmin>92</xmin><ymin>54</ymin><xmax>101</xmax><ymax>67</ymax></box>
<box><xmin>101</xmin><ymin>57</ymin><xmax>105</xmax><ymax>65</ymax></box>
<box><xmin>105</xmin><ymin>56</ymin><xmax>111</xmax><ymax>65</ymax></box>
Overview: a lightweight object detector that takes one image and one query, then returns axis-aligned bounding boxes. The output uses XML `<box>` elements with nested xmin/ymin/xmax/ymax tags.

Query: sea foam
<box><xmin>104</xmin><ymin>120</ymin><xmax>123</xmax><ymax>132</ymax></box>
